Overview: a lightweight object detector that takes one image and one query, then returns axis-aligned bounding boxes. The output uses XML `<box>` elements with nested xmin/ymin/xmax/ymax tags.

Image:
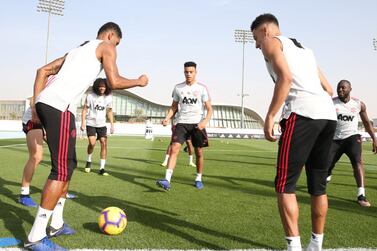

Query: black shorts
<box><xmin>275</xmin><ymin>113</ymin><xmax>336</xmax><ymax>195</ymax></box>
<box><xmin>86</xmin><ymin>126</ymin><xmax>107</xmax><ymax>140</ymax></box>
<box><xmin>172</xmin><ymin>123</ymin><xmax>209</xmax><ymax>148</ymax></box>
<box><xmin>22</xmin><ymin>120</ymin><xmax>43</xmax><ymax>135</ymax></box>
<box><xmin>328</xmin><ymin>134</ymin><xmax>362</xmax><ymax>171</ymax></box>
<box><xmin>36</xmin><ymin>103</ymin><xmax>77</xmax><ymax>181</ymax></box>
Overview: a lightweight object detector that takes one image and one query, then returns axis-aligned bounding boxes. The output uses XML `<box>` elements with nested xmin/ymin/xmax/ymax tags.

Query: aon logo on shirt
<box><xmin>182</xmin><ymin>97</ymin><xmax>198</xmax><ymax>104</ymax></box>
<box><xmin>337</xmin><ymin>114</ymin><xmax>354</xmax><ymax>121</ymax></box>
<box><xmin>94</xmin><ymin>104</ymin><xmax>105</xmax><ymax>111</ymax></box>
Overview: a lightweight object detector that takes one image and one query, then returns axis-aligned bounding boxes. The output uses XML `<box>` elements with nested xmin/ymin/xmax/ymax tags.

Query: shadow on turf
<box><xmin>71</xmin><ymin>192</ymin><xmax>275</xmax><ymax>249</ymax></box>
<box><xmin>0</xmin><ymin>177</ymin><xmax>37</xmax><ymax>247</ymax></box>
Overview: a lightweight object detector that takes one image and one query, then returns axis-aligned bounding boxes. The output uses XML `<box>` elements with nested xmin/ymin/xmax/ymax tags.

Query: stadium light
<box><xmin>234</xmin><ymin>29</ymin><xmax>254</xmax><ymax>129</ymax></box>
<box><xmin>373</xmin><ymin>38</ymin><xmax>377</xmax><ymax>51</ymax></box>
<box><xmin>37</xmin><ymin>0</ymin><xmax>65</xmax><ymax>64</ymax></box>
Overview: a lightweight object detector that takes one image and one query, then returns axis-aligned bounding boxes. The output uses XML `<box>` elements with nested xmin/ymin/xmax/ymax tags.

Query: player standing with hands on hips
<box><xmin>251</xmin><ymin>14</ymin><xmax>336</xmax><ymax>251</ymax></box>
<box><xmin>26</xmin><ymin>22</ymin><xmax>148</xmax><ymax>250</ymax></box>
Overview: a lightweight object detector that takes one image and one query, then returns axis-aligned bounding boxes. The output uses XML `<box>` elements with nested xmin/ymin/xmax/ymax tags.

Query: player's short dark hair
<box><xmin>97</xmin><ymin>22</ymin><xmax>122</xmax><ymax>38</ymax></box>
<box><xmin>92</xmin><ymin>78</ymin><xmax>112</xmax><ymax>96</ymax></box>
<box><xmin>184</xmin><ymin>61</ymin><xmax>197</xmax><ymax>68</ymax></box>
<box><xmin>337</xmin><ymin>79</ymin><xmax>351</xmax><ymax>87</ymax></box>
<box><xmin>250</xmin><ymin>13</ymin><xmax>279</xmax><ymax>31</ymax></box>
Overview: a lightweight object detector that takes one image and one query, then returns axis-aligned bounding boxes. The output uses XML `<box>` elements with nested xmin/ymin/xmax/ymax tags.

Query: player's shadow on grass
<box><xmin>72</xmin><ymin>193</ymin><xmax>274</xmax><ymax>249</ymax></box>
<box><xmin>223</xmin><ymin>153</ymin><xmax>277</xmax><ymax>160</ymax></box>
<box><xmin>0</xmin><ymin>177</ymin><xmax>37</xmax><ymax>244</ymax></box>
<box><xmin>206</xmin><ymin>157</ymin><xmax>275</xmax><ymax>167</ymax></box>
<box><xmin>113</xmin><ymin>156</ymin><xmax>160</xmax><ymax>166</ymax></box>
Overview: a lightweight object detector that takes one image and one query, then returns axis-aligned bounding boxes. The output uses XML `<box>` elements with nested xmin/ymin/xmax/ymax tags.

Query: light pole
<box><xmin>37</xmin><ymin>0</ymin><xmax>65</xmax><ymax>64</ymax></box>
<box><xmin>234</xmin><ymin>29</ymin><xmax>254</xmax><ymax>128</ymax></box>
<box><xmin>373</xmin><ymin>38</ymin><xmax>377</xmax><ymax>51</ymax></box>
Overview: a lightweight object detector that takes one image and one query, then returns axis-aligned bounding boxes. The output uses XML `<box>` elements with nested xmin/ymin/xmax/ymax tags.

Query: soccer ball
<box><xmin>98</xmin><ymin>207</ymin><xmax>127</xmax><ymax>235</ymax></box>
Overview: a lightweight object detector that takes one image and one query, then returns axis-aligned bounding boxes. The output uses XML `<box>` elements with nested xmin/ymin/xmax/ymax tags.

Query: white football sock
<box><xmin>100</xmin><ymin>159</ymin><xmax>106</xmax><ymax>169</ymax></box>
<box><xmin>306</xmin><ymin>232</ymin><xmax>323</xmax><ymax>251</ymax></box>
<box><xmin>195</xmin><ymin>173</ymin><xmax>202</xmax><ymax>182</ymax></box>
<box><xmin>50</xmin><ymin>198</ymin><xmax>66</xmax><ymax>229</ymax></box>
<box><xmin>21</xmin><ymin>186</ymin><xmax>30</xmax><ymax>195</ymax></box>
<box><xmin>164</xmin><ymin>154</ymin><xmax>170</xmax><ymax>162</ymax></box>
<box><xmin>189</xmin><ymin>155</ymin><xmax>193</xmax><ymax>163</ymax></box>
<box><xmin>87</xmin><ymin>154</ymin><xmax>92</xmax><ymax>162</ymax></box>
<box><xmin>165</xmin><ymin>169</ymin><xmax>173</xmax><ymax>182</ymax></box>
<box><xmin>357</xmin><ymin>187</ymin><xmax>365</xmax><ymax>197</ymax></box>
<box><xmin>286</xmin><ymin>236</ymin><xmax>302</xmax><ymax>251</ymax></box>
<box><xmin>28</xmin><ymin>207</ymin><xmax>53</xmax><ymax>242</ymax></box>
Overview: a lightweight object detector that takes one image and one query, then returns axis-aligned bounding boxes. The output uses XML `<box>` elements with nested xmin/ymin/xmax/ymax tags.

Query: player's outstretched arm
<box><xmin>360</xmin><ymin>101</ymin><xmax>377</xmax><ymax>153</ymax></box>
<box><xmin>100</xmin><ymin>42</ymin><xmax>148</xmax><ymax>90</ymax></box>
<box><xmin>318</xmin><ymin>68</ymin><xmax>333</xmax><ymax>96</ymax></box>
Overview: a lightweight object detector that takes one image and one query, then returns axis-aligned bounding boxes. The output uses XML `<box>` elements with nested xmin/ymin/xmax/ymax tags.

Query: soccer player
<box><xmin>81</xmin><ymin>78</ymin><xmax>114</xmax><ymax>176</ymax></box>
<box><xmin>25</xmin><ymin>22</ymin><xmax>148</xmax><ymax>250</ymax></box>
<box><xmin>327</xmin><ymin>80</ymin><xmax>377</xmax><ymax>207</ymax></box>
<box><xmin>251</xmin><ymin>14</ymin><xmax>336</xmax><ymax>251</ymax></box>
<box><xmin>156</xmin><ymin>61</ymin><xmax>212</xmax><ymax>190</ymax></box>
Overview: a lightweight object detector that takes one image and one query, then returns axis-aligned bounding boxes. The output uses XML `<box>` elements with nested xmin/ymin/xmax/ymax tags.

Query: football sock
<box><xmin>189</xmin><ymin>155</ymin><xmax>193</xmax><ymax>163</ymax></box>
<box><xmin>357</xmin><ymin>187</ymin><xmax>365</xmax><ymax>197</ymax></box>
<box><xmin>28</xmin><ymin>206</ymin><xmax>53</xmax><ymax>242</ymax></box>
<box><xmin>87</xmin><ymin>154</ymin><xmax>92</xmax><ymax>162</ymax></box>
<box><xmin>306</xmin><ymin>232</ymin><xmax>323</xmax><ymax>251</ymax></box>
<box><xmin>165</xmin><ymin>169</ymin><xmax>173</xmax><ymax>182</ymax></box>
<box><xmin>100</xmin><ymin>159</ymin><xmax>106</xmax><ymax>169</ymax></box>
<box><xmin>21</xmin><ymin>186</ymin><xmax>30</xmax><ymax>195</ymax></box>
<box><xmin>286</xmin><ymin>236</ymin><xmax>302</xmax><ymax>251</ymax></box>
<box><xmin>195</xmin><ymin>173</ymin><xmax>202</xmax><ymax>182</ymax></box>
<box><xmin>50</xmin><ymin>198</ymin><xmax>66</xmax><ymax>229</ymax></box>
<box><xmin>164</xmin><ymin>154</ymin><xmax>170</xmax><ymax>162</ymax></box>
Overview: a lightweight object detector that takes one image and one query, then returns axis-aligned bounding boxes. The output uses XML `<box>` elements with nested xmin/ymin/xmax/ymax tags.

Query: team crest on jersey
<box><xmin>193</xmin><ymin>91</ymin><xmax>200</xmax><ymax>97</ymax></box>
<box><xmin>71</xmin><ymin>128</ymin><xmax>76</xmax><ymax>138</ymax></box>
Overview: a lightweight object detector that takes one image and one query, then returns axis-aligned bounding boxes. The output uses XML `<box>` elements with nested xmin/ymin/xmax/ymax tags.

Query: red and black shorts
<box><xmin>275</xmin><ymin>113</ymin><xmax>336</xmax><ymax>195</ymax></box>
<box><xmin>327</xmin><ymin>134</ymin><xmax>362</xmax><ymax>174</ymax></box>
<box><xmin>86</xmin><ymin>126</ymin><xmax>107</xmax><ymax>140</ymax></box>
<box><xmin>36</xmin><ymin>103</ymin><xmax>77</xmax><ymax>181</ymax></box>
<box><xmin>172</xmin><ymin>123</ymin><xmax>209</xmax><ymax>148</ymax></box>
<box><xmin>22</xmin><ymin>120</ymin><xmax>43</xmax><ymax>135</ymax></box>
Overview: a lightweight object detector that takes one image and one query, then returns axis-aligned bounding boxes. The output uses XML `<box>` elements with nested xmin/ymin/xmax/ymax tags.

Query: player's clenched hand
<box><xmin>372</xmin><ymin>139</ymin><xmax>377</xmax><ymax>154</ymax></box>
<box><xmin>161</xmin><ymin>119</ymin><xmax>169</xmax><ymax>126</ymax></box>
<box><xmin>264</xmin><ymin>115</ymin><xmax>277</xmax><ymax>142</ymax></box>
<box><xmin>197</xmin><ymin>121</ymin><xmax>206</xmax><ymax>130</ymax></box>
<box><xmin>138</xmin><ymin>75</ymin><xmax>149</xmax><ymax>87</ymax></box>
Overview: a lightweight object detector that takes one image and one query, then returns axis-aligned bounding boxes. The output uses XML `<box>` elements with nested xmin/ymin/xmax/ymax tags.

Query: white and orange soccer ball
<box><xmin>98</xmin><ymin>207</ymin><xmax>127</xmax><ymax>235</ymax></box>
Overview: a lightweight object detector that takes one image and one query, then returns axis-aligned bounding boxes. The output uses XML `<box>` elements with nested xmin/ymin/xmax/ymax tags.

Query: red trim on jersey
<box><xmin>277</xmin><ymin>113</ymin><xmax>297</xmax><ymax>193</ymax></box>
<box><xmin>45</xmin><ymin>75</ymin><xmax>56</xmax><ymax>88</ymax></box>
<box><xmin>197</xmin><ymin>82</ymin><xmax>211</xmax><ymax>101</ymax></box>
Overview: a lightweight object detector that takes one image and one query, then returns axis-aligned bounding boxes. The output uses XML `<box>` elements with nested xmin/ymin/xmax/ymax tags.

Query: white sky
<box><xmin>1</xmin><ymin>0</ymin><xmax>377</xmax><ymax>119</ymax></box>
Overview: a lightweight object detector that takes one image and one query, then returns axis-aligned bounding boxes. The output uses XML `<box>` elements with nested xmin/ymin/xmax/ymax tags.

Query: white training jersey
<box><xmin>85</xmin><ymin>92</ymin><xmax>112</xmax><ymax>127</ymax></box>
<box><xmin>265</xmin><ymin>36</ymin><xmax>336</xmax><ymax>121</ymax></box>
<box><xmin>36</xmin><ymin>40</ymin><xmax>104</xmax><ymax>116</ymax></box>
<box><xmin>172</xmin><ymin>82</ymin><xmax>210</xmax><ymax>124</ymax></box>
<box><xmin>22</xmin><ymin>107</ymin><xmax>32</xmax><ymax>124</ymax></box>
<box><xmin>333</xmin><ymin>97</ymin><xmax>361</xmax><ymax>140</ymax></box>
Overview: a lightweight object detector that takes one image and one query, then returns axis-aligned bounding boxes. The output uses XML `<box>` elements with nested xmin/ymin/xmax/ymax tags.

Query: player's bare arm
<box><xmin>162</xmin><ymin>101</ymin><xmax>178</xmax><ymax>126</ymax></box>
<box><xmin>107</xmin><ymin>108</ymin><xmax>114</xmax><ymax>134</ymax></box>
<box><xmin>318</xmin><ymin>68</ymin><xmax>333</xmax><ymax>96</ymax></box>
<box><xmin>98</xmin><ymin>42</ymin><xmax>148</xmax><ymax>90</ymax></box>
<box><xmin>261</xmin><ymin>37</ymin><xmax>292</xmax><ymax>141</ymax></box>
<box><xmin>359</xmin><ymin>101</ymin><xmax>377</xmax><ymax>153</ymax></box>
<box><xmin>31</xmin><ymin>55</ymin><xmax>66</xmax><ymax>122</ymax></box>
<box><xmin>198</xmin><ymin>101</ymin><xmax>213</xmax><ymax>130</ymax></box>
<box><xmin>81</xmin><ymin>102</ymin><xmax>88</xmax><ymax>131</ymax></box>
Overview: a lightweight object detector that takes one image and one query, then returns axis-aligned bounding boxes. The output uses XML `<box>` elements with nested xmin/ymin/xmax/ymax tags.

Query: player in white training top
<box><xmin>81</xmin><ymin>78</ymin><xmax>114</xmax><ymax>176</ymax></box>
<box><xmin>157</xmin><ymin>61</ymin><xmax>213</xmax><ymax>190</ymax></box>
<box><xmin>251</xmin><ymin>14</ymin><xmax>336</xmax><ymax>251</ymax></box>
<box><xmin>25</xmin><ymin>22</ymin><xmax>148</xmax><ymax>251</ymax></box>
<box><xmin>327</xmin><ymin>80</ymin><xmax>377</xmax><ymax>207</ymax></box>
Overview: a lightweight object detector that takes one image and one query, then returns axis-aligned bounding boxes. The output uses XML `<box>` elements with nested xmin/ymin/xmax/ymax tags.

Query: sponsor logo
<box><xmin>182</xmin><ymin>97</ymin><xmax>198</xmax><ymax>104</ymax></box>
<box><xmin>285</xmin><ymin>239</ymin><xmax>292</xmax><ymax>245</ymax></box>
<box><xmin>337</xmin><ymin>114</ymin><xmax>354</xmax><ymax>121</ymax></box>
<box><xmin>94</xmin><ymin>104</ymin><xmax>105</xmax><ymax>111</ymax></box>
<box><xmin>38</xmin><ymin>213</ymin><xmax>47</xmax><ymax>218</ymax></box>
<box><xmin>71</xmin><ymin>129</ymin><xmax>76</xmax><ymax>138</ymax></box>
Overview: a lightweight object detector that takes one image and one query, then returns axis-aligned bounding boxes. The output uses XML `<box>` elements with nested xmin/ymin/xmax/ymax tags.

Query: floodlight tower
<box><xmin>37</xmin><ymin>0</ymin><xmax>65</xmax><ymax>64</ymax></box>
<box><xmin>234</xmin><ymin>29</ymin><xmax>254</xmax><ymax>128</ymax></box>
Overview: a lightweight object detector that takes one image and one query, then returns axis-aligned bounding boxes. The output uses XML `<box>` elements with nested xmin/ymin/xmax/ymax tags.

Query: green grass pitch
<box><xmin>0</xmin><ymin>136</ymin><xmax>376</xmax><ymax>249</ymax></box>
